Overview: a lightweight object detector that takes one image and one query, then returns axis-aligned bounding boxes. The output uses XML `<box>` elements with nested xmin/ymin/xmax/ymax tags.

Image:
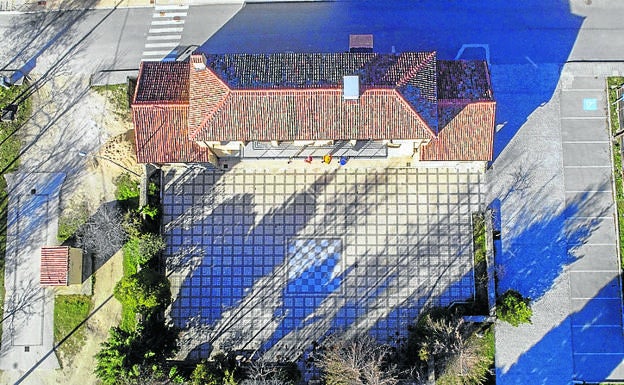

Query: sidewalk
<box><xmin>0</xmin><ymin>172</ymin><xmax>65</xmax><ymax>374</ymax></box>
<box><xmin>491</xmin><ymin>62</ymin><xmax>624</xmax><ymax>384</ymax></box>
<box><xmin>0</xmin><ymin>0</ymin><xmax>244</xmax><ymax>13</ymax></box>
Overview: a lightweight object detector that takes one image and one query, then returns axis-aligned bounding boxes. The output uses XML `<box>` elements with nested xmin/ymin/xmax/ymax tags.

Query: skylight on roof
<box><xmin>343</xmin><ymin>75</ymin><xmax>359</xmax><ymax>100</ymax></box>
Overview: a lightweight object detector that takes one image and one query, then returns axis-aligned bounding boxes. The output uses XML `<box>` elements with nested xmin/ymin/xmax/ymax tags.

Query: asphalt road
<box><xmin>0</xmin><ymin>0</ymin><xmax>623</xmax><ymax>82</ymax></box>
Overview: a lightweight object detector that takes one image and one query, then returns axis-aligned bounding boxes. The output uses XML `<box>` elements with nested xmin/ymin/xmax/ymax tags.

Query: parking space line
<box><xmin>563</xmin><ymin>165</ymin><xmax>611</xmax><ymax>168</ymax></box>
<box><xmin>561</xmin><ymin>117</ymin><xmax>606</xmax><ymax>120</ymax></box>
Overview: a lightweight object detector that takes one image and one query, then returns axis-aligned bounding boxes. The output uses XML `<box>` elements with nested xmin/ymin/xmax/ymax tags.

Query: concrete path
<box><xmin>0</xmin><ymin>172</ymin><xmax>65</xmax><ymax>374</ymax></box>
<box><xmin>492</xmin><ymin>63</ymin><xmax>624</xmax><ymax>384</ymax></box>
<box><xmin>560</xmin><ymin>70</ymin><xmax>624</xmax><ymax>381</ymax></box>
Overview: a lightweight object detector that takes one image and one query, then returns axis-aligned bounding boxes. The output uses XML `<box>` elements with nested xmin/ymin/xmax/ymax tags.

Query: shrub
<box><xmin>497</xmin><ymin>290</ymin><xmax>532</xmax><ymax>326</ymax></box>
<box><xmin>113</xmin><ymin>268</ymin><xmax>171</xmax><ymax>315</ymax></box>
<box><xmin>123</xmin><ymin>233</ymin><xmax>165</xmax><ymax>267</ymax></box>
<box><xmin>140</xmin><ymin>204</ymin><xmax>159</xmax><ymax>220</ymax></box>
<box><xmin>115</xmin><ymin>173</ymin><xmax>140</xmax><ymax>203</ymax></box>
<box><xmin>58</xmin><ymin>200</ymin><xmax>90</xmax><ymax>242</ymax></box>
<box><xmin>95</xmin><ymin>320</ymin><xmax>178</xmax><ymax>385</ymax></box>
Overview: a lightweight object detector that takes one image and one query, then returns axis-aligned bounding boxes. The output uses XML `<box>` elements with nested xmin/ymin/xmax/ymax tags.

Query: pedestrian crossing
<box><xmin>142</xmin><ymin>4</ymin><xmax>189</xmax><ymax>62</ymax></box>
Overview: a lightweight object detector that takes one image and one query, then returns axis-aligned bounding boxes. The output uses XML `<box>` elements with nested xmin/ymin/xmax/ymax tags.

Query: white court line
<box><xmin>149</xmin><ymin>27</ymin><xmax>184</xmax><ymax>33</ymax></box>
<box><xmin>142</xmin><ymin>50</ymin><xmax>176</xmax><ymax>56</ymax></box>
<box><xmin>145</xmin><ymin>42</ymin><xmax>179</xmax><ymax>48</ymax></box>
<box><xmin>147</xmin><ymin>35</ymin><xmax>182</xmax><ymax>41</ymax></box>
<box><xmin>151</xmin><ymin>19</ymin><xmax>185</xmax><ymax>26</ymax></box>
<box><xmin>153</xmin><ymin>12</ymin><xmax>188</xmax><ymax>18</ymax></box>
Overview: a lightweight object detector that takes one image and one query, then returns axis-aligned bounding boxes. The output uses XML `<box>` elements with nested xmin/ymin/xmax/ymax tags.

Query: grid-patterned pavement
<box><xmin>163</xmin><ymin>166</ymin><xmax>483</xmax><ymax>360</ymax></box>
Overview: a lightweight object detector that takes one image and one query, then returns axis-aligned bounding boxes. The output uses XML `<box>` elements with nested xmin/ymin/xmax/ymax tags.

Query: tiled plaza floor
<box><xmin>163</xmin><ymin>165</ymin><xmax>483</xmax><ymax>361</ymax></box>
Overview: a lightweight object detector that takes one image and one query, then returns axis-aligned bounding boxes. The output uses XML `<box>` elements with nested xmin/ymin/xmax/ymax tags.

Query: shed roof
<box><xmin>40</xmin><ymin>246</ymin><xmax>69</xmax><ymax>286</ymax></box>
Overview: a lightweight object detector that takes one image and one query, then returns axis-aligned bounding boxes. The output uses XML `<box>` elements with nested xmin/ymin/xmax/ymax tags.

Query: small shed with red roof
<box><xmin>40</xmin><ymin>246</ymin><xmax>83</xmax><ymax>286</ymax></box>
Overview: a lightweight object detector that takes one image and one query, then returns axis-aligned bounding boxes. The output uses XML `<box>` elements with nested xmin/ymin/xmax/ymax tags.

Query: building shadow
<box><xmin>195</xmin><ymin>0</ymin><xmax>583</xmax><ymax>162</ymax></box>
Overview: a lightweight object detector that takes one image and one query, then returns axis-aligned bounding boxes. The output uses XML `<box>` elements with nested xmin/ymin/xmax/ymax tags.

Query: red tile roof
<box><xmin>191</xmin><ymin>88</ymin><xmax>435</xmax><ymax>142</ymax></box>
<box><xmin>40</xmin><ymin>246</ymin><xmax>69</xmax><ymax>286</ymax></box>
<box><xmin>132</xmin><ymin>52</ymin><xmax>495</xmax><ymax>163</ymax></box>
<box><xmin>437</xmin><ymin>60</ymin><xmax>493</xmax><ymax>100</ymax></box>
<box><xmin>202</xmin><ymin>52</ymin><xmax>436</xmax><ymax>90</ymax></box>
<box><xmin>133</xmin><ymin>105</ymin><xmax>215</xmax><ymax>163</ymax></box>
<box><xmin>420</xmin><ymin>101</ymin><xmax>496</xmax><ymax>161</ymax></box>
<box><xmin>134</xmin><ymin>61</ymin><xmax>190</xmax><ymax>104</ymax></box>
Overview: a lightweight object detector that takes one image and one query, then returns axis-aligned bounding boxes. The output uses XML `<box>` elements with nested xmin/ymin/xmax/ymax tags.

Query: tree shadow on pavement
<box><xmin>498</xmin><ymin>276</ymin><xmax>624</xmax><ymax>384</ymax></box>
<box><xmin>165</xmin><ymin>167</ymin><xmax>483</xmax><ymax>363</ymax></box>
<box><xmin>494</xmin><ymin>184</ymin><xmax>611</xmax><ymax>301</ymax></box>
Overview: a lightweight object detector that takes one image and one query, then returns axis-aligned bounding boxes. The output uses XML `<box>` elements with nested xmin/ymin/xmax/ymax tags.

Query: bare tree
<box><xmin>241</xmin><ymin>361</ymin><xmax>290</xmax><ymax>385</ymax></box>
<box><xmin>317</xmin><ymin>334</ymin><xmax>398</xmax><ymax>385</ymax></box>
<box><xmin>75</xmin><ymin>202</ymin><xmax>126</xmax><ymax>261</ymax></box>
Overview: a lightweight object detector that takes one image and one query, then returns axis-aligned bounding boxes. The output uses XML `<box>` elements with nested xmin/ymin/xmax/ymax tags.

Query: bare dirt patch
<box><xmin>44</xmin><ymin>86</ymin><xmax>137</xmax><ymax>384</ymax></box>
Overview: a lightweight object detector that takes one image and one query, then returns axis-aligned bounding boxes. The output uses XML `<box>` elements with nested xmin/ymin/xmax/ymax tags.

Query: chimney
<box><xmin>191</xmin><ymin>53</ymin><xmax>206</xmax><ymax>71</ymax></box>
<box><xmin>343</xmin><ymin>75</ymin><xmax>359</xmax><ymax>100</ymax></box>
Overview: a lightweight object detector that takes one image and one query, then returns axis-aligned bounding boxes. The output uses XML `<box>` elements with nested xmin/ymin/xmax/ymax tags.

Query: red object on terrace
<box><xmin>40</xmin><ymin>246</ymin><xmax>69</xmax><ymax>286</ymax></box>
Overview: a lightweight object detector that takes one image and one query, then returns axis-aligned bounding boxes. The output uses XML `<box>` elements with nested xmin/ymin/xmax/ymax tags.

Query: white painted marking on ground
<box><xmin>145</xmin><ymin>42</ymin><xmax>179</xmax><ymax>48</ymax></box>
<box><xmin>155</xmin><ymin>4</ymin><xmax>189</xmax><ymax>10</ymax></box>
<box><xmin>561</xmin><ymin>88</ymin><xmax>604</xmax><ymax>92</ymax></box>
<box><xmin>151</xmin><ymin>19</ymin><xmax>185</xmax><ymax>26</ymax></box>
<box><xmin>563</xmin><ymin>165</ymin><xmax>611</xmax><ymax>168</ymax></box>
<box><xmin>569</xmin><ymin>297</ymin><xmax>622</xmax><ymax>301</ymax></box>
<box><xmin>153</xmin><ymin>12</ymin><xmax>188</xmax><ymax>18</ymax></box>
<box><xmin>525</xmin><ymin>56</ymin><xmax>538</xmax><ymax>68</ymax></box>
<box><xmin>147</xmin><ymin>35</ymin><xmax>182</xmax><ymax>41</ymax></box>
<box><xmin>142</xmin><ymin>50</ymin><xmax>175</xmax><ymax>56</ymax></box>
<box><xmin>560</xmin><ymin>117</ymin><xmax>606</xmax><ymax>120</ymax></box>
<box><xmin>562</xmin><ymin>141</ymin><xmax>610</xmax><ymax>144</ymax></box>
<box><xmin>565</xmin><ymin>190</ymin><xmax>612</xmax><ymax>193</ymax></box>
<box><xmin>148</xmin><ymin>27</ymin><xmax>184</xmax><ymax>33</ymax></box>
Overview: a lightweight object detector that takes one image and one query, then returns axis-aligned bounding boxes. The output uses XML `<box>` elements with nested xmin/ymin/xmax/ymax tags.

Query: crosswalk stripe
<box><xmin>153</xmin><ymin>12</ymin><xmax>188</xmax><ymax>18</ymax></box>
<box><xmin>151</xmin><ymin>19</ymin><xmax>185</xmax><ymax>26</ymax></box>
<box><xmin>147</xmin><ymin>34</ymin><xmax>182</xmax><ymax>41</ymax></box>
<box><xmin>155</xmin><ymin>4</ymin><xmax>189</xmax><ymax>11</ymax></box>
<box><xmin>149</xmin><ymin>27</ymin><xmax>184</xmax><ymax>33</ymax></box>
<box><xmin>144</xmin><ymin>5</ymin><xmax>188</xmax><ymax>62</ymax></box>
<box><xmin>143</xmin><ymin>50</ymin><xmax>177</xmax><ymax>56</ymax></box>
<box><xmin>145</xmin><ymin>42</ymin><xmax>179</xmax><ymax>48</ymax></box>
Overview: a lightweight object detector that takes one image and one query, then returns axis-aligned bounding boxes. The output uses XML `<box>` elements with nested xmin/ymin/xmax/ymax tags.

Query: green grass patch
<box><xmin>91</xmin><ymin>83</ymin><xmax>132</xmax><ymax>122</ymax></box>
<box><xmin>54</xmin><ymin>295</ymin><xmax>93</xmax><ymax>366</ymax></box>
<box><xmin>607</xmin><ymin>77</ymin><xmax>624</xmax><ymax>270</ymax></box>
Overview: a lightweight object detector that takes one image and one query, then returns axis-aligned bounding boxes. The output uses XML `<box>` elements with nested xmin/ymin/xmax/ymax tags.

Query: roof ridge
<box><xmin>189</xmin><ymin>67</ymin><xmax>231</xmax><ymax>141</ymax></box>
<box><xmin>396</xmin><ymin>51</ymin><xmax>437</xmax><ymax>87</ymax></box>
<box><xmin>391</xmin><ymin>89</ymin><xmax>437</xmax><ymax>139</ymax></box>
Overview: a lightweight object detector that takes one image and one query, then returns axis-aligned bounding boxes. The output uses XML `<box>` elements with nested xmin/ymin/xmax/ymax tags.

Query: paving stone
<box><xmin>163</xmin><ymin>167</ymin><xmax>482</xmax><ymax>359</ymax></box>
